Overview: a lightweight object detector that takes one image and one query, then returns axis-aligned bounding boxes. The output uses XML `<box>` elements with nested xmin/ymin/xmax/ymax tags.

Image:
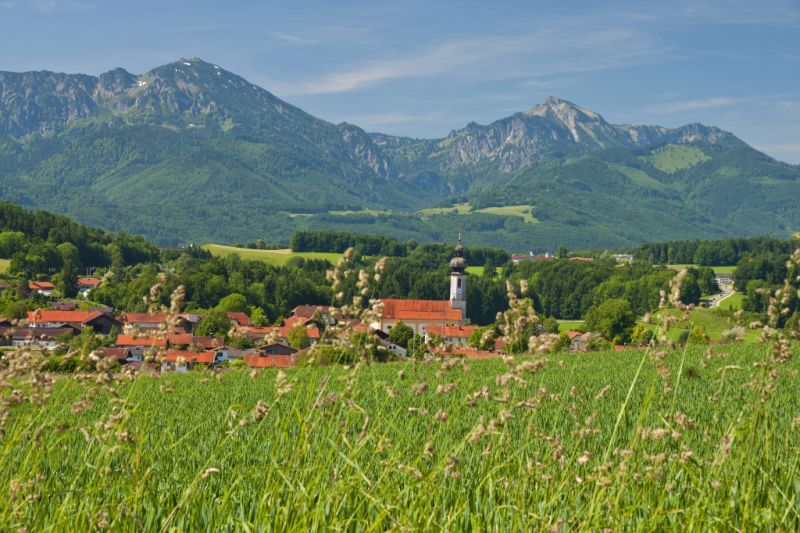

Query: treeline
<box><xmin>290</xmin><ymin>230</ymin><xmax>510</xmax><ymax>265</ymax></box>
<box><xmin>0</xmin><ymin>202</ymin><xmax>159</xmax><ymax>278</ymax></box>
<box><xmin>509</xmin><ymin>258</ymin><xmax>718</xmax><ymax>320</ymax></box>
<box><xmin>291</xmin><ymin>231</ymin><xmax>410</xmax><ymax>256</ymax></box>
<box><xmin>632</xmin><ymin>236</ymin><xmax>792</xmax><ymax>266</ymax></box>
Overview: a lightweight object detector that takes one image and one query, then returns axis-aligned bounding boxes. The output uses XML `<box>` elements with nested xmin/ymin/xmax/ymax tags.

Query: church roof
<box><xmin>380</xmin><ymin>299</ymin><xmax>463</xmax><ymax>322</ymax></box>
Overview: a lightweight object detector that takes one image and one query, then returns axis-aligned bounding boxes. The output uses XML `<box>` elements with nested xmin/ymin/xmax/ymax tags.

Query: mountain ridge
<box><xmin>0</xmin><ymin>58</ymin><xmax>797</xmax><ymax>249</ymax></box>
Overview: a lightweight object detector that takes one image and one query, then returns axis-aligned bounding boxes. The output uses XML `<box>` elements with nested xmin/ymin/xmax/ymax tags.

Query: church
<box><xmin>372</xmin><ymin>238</ymin><xmax>468</xmax><ymax>336</ymax></box>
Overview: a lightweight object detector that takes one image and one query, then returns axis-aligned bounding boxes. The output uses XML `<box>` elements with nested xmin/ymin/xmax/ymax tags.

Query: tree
<box><xmin>584</xmin><ymin>298</ymin><xmax>636</xmax><ymax>342</ymax></box>
<box><xmin>687</xmin><ymin>325</ymin><xmax>710</xmax><ymax>345</ymax></box>
<box><xmin>288</xmin><ymin>325</ymin><xmax>310</xmax><ymax>349</ymax></box>
<box><xmin>388</xmin><ymin>321</ymin><xmax>414</xmax><ymax>349</ymax></box>
<box><xmin>59</xmin><ymin>259</ymin><xmax>79</xmax><ymax>298</ymax></box>
<box><xmin>250</xmin><ymin>306</ymin><xmax>269</xmax><ymax>327</ymax></box>
<box><xmin>557</xmin><ymin>245</ymin><xmax>569</xmax><ymax>259</ymax></box>
<box><xmin>195</xmin><ymin>308</ymin><xmax>232</xmax><ymax>337</ymax></box>
<box><xmin>216</xmin><ymin>293</ymin><xmax>249</xmax><ymax>313</ymax></box>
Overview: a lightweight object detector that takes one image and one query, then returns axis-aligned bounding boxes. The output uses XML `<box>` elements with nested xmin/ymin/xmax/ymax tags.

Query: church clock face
<box><xmin>456</xmin><ymin>288</ymin><xmax>462</xmax><ymax>295</ymax></box>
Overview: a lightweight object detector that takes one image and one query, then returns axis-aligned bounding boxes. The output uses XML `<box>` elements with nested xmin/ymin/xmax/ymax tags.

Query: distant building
<box><xmin>373</xmin><ymin>237</ymin><xmax>468</xmax><ymax>335</ymax></box>
<box><xmin>29</xmin><ymin>281</ymin><xmax>56</xmax><ymax>297</ymax></box>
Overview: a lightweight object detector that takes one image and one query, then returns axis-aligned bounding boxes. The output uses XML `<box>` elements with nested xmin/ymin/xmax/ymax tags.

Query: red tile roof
<box><xmin>77</xmin><ymin>277</ymin><xmax>103</xmax><ymax>287</ymax></box>
<box><xmin>167</xmin><ymin>333</ymin><xmax>194</xmax><ymax>345</ymax></box>
<box><xmin>244</xmin><ymin>324</ymin><xmax>321</xmax><ymax>340</ymax></box>
<box><xmin>191</xmin><ymin>335</ymin><xmax>223</xmax><ymax>349</ymax></box>
<box><xmin>291</xmin><ymin>305</ymin><xmax>330</xmax><ymax>318</ymax></box>
<box><xmin>227</xmin><ymin>312</ymin><xmax>251</xmax><ymax>326</ymax></box>
<box><xmin>380</xmin><ymin>299</ymin><xmax>462</xmax><ymax>322</ymax></box>
<box><xmin>426</xmin><ymin>324</ymin><xmax>477</xmax><ymax>338</ymax></box>
<box><xmin>243</xmin><ymin>353</ymin><xmax>294</xmax><ymax>368</ymax></box>
<box><xmin>123</xmin><ymin>312</ymin><xmax>168</xmax><ymax>324</ymax></box>
<box><xmin>163</xmin><ymin>350</ymin><xmax>215</xmax><ymax>364</ymax></box>
<box><xmin>27</xmin><ymin>309</ymin><xmax>105</xmax><ymax>324</ymax></box>
<box><xmin>29</xmin><ymin>281</ymin><xmax>56</xmax><ymax>290</ymax></box>
<box><xmin>115</xmin><ymin>334</ymin><xmax>168</xmax><ymax>347</ymax></box>
<box><xmin>566</xmin><ymin>330</ymin><xmax>584</xmax><ymax>340</ymax></box>
<box><xmin>435</xmin><ymin>346</ymin><xmax>502</xmax><ymax>359</ymax></box>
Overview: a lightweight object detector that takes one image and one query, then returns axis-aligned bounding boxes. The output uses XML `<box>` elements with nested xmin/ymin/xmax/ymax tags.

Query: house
<box><xmin>77</xmin><ymin>277</ymin><xmax>103</xmax><ymax>297</ymax></box>
<box><xmin>29</xmin><ymin>281</ymin><xmax>56</xmax><ymax>297</ymax></box>
<box><xmin>122</xmin><ymin>312</ymin><xmax>195</xmax><ymax>333</ymax></box>
<box><xmin>226</xmin><ymin>312</ymin><xmax>251</xmax><ymax>327</ymax></box>
<box><xmin>161</xmin><ymin>350</ymin><xmax>216</xmax><ymax>372</ymax></box>
<box><xmin>567</xmin><ymin>331</ymin><xmax>589</xmax><ymax>352</ymax></box>
<box><xmin>242</xmin><ymin>323</ymin><xmax>321</xmax><ymax>345</ymax></box>
<box><xmin>114</xmin><ymin>333</ymin><xmax>168</xmax><ymax>358</ymax></box>
<box><xmin>290</xmin><ymin>305</ymin><xmax>337</xmax><ymax>326</ymax></box>
<box><xmin>243</xmin><ymin>347</ymin><xmax>296</xmax><ymax>368</ymax></box>
<box><xmin>26</xmin><ymin>309</ymin><xmax>121</xmax><ymax>335</ymax></box>
<box><xmin>51</xmin><ymin>301</ymin><xmax>79</xmax><ymax>311</ymax></box>
<box><xmin>10</xmin><ymin>326</ymin><xmax>78</xmax><ymax>349</ymax></box>
<box><xmin>425</xmin><ymin>324</ymin><xmax>477</xmax><ymax>346</ymax></box>
<box><xmin>432</xmin><ymin>345</ymin><xmax>503</xmax><ymax>359</ymax></box>
<box><xmin>97</xmin><ymin>347</ymin><xmax>136</xmax><ymax>364</ymax></box>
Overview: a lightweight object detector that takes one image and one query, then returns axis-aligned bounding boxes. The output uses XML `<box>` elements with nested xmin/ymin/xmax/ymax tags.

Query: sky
<box><xmin>1</xmin><ymin>0</ymin><xmax>799</xmax><ymax>163</ymax></box>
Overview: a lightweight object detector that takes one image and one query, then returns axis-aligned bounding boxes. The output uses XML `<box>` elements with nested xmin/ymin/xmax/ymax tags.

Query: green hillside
<box><xmin>1</xmin><ymin>59</ymin><xmax>798</xmax><ymax>250</ymax></box>
<box><xmin>203</xmin><ymin>244</ymin><xmax>342</xmax><ymax>266</ymax></box>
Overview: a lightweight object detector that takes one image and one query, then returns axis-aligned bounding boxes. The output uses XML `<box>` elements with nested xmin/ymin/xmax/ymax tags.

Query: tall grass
<box><xmin>0</xmin><ymin>343</ymin><xmax>798</xmax><ymax>530</ymax></box>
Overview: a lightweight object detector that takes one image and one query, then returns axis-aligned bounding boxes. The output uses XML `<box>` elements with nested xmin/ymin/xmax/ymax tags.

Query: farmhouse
<box><xmin>29</xmin><ymin>281</ymin><xmax>56</xmax><ymax>297</ymax></box>
<box><xmin>77</xmin><ymin>277</ymin><xmax>102</xmax><ymax>297</ymax></box>
<box><xmin>26</xmin><ymin>309</ymin><xmax>121</xmax><ymax>334</ymax></box>
<box><xmin>161</xmin><ymin>350</ymin><xmax>216</xmax><ymax>372</ymax></box>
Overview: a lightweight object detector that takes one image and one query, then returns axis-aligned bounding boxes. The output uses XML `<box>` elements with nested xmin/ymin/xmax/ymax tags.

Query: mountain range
<box><xmin>1</xmin><ymin>57</ymin><xmax>798</xmax><ymax>250</ymax></box>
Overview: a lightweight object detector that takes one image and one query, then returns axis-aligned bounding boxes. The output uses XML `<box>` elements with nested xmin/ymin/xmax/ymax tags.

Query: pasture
<box><xmin>203</xmin><ymin>244</ymin><xmax>342</xmax><ymax>266</ymax></box>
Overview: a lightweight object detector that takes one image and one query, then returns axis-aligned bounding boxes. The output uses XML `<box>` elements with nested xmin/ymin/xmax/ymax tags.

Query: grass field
<box><xmin>0</xmin><ymin>258</ymin><xmax>9</xmax><ymax>273</ymax></box>
<box><xmin>465</xmin><ymin>266</ymin><xmax>484</xmax><ymax>276</ymax></box>
<box><xmin>1</xmin><ymin>343</ymin><xmax>798</xmax><ymax>530</ymax></box>
<box><xmin>666</xmin><ymin>264</ymin><xmax>736</xmax><ymax>274</ymax></box>
<box><xmin>647</xmin><ymin>144</ymin><xmax>710</xmax><ymax>173</ymax></box>
<box><xmin>718</xmin><ymin>292</ymin><xmax>745</xmax><ymax>311</ymax></box>
<box><xmin>646</xmin><ymin>307</ymin><xmax>760</xmax><ymax>342</ymax></box>
<box><xmin>203</xmin><ymin>244</ymin><xmax>343</xmax><ymax>266</ymax></box>
<box><xmin>419</xmin><ymin>204</ymin><xmax>538</xmax><ymax>224</ymax></box>
<box><xmin>557</xmin><ymin>319</ymin><xmax>586</xmax><ymax>332</ymax></box>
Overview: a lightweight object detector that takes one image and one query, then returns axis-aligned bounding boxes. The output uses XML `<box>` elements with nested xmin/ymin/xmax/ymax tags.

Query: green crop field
<box><xmin>0</xmin><ymin>258</ymin><xmax>9</xmax><ymax>273</ymax></box>
<box><xmin>667</xmin><ymin>264</ymin><xmax>736</xmax><ymax>274</ymax></box>
<box><xmin>203</xmin><ymin>244</ymin><xmax>343</xmax><ymax>266</ymax></box>
<box><xmin>418</xmin><ymin>204</ymin><xmax>538</xmax><ymax>224</ymax></box>
<box><xmin>1</xmin><ymin>343</ymin><xmax>798</xmax><ymax>530</ymax></box>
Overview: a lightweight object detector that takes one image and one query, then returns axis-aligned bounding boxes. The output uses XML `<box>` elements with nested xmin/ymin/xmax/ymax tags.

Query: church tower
<box><xmin>449</xmin><ymin>233</ymin><xmax>467</xmax><ymax>322</ymax></box>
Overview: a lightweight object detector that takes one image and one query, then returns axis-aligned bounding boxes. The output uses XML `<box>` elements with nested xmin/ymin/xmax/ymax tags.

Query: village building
<box><xmin>29</xmin><ymin>281</ymin><xmax>56</xmax><ymax>297</ymax></box>
<box><xmin>26</xmin><ymin>309</ymin><xmax>121</xmax><ymax>335</ymax></box>
<box><xmin>372</xmin><ymin>238</ymin><xmax>468</xmax><ymax>335</ymax></box>
<box><xmin>8</xmin><ymin>326</ymin><xmax>78</xmax><ymax>349</ymax></box>
<box><xmin>161</xmin><ymin>350</ymin><xmax>216</xmax><ymax>372</ymax></box>
<box><xmin>425</xmin><ymin>324</ymin><xmax>478</xmax><ymax>346</ymax></box>
<box><xmin>77</xmin><ymin>277</ymin><xmax>103</xmax><ymax>297</ymax></box>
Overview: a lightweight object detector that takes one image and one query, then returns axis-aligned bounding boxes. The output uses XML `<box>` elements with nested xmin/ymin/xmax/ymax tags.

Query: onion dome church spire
<box><xmin>449</xmin><ymin>233</ymin><xmax>467</xmax><ymax>321</ymax></box>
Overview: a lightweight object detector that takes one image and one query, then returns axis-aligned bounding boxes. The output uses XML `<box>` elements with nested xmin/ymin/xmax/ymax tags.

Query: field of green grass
<box><xmin>1</xmin><ymin>343</ymin><xmax>798</xmax><ymax>530</ymax></box>
<box><xmin>557</xmin><ymin>319</ymin><xmax>586</xmax><ymax>332</ymax></box>
<box><xmin>203</xmin><ymin>244</ymin><xmax>342</xmax><ymax>266</ymax></box>
<box><xmin>718</xmin><ymin>292</ymin><xmax>745</xmax><ymax>311</ymax></box>
<box><xmin>465</xmin><ymin>266</ymin><xmax>484</xmax><ymax>276</ymax></box>
<box><xmin>647</xmin><ymin>144</ymin><xmax>710</xmax><ymax>173</ymax></box>
<box><xmin>418</xmin><ymin>204</ymin><xmax>538</xmax><ymax>224</ymax></box>
<box><xmin>0</xmin><ymin>258</ymin><xmax>9</xmax><ymax>273</ymax></box>
<box><xmin>667</xmin><ymin>264</ymin><xmax>736</xmax><ymax>274</ymax></box>
<box><xmin>646</xmin><ymin>307</ymin><xmax>760</xmax><ymax>342</ymax></box>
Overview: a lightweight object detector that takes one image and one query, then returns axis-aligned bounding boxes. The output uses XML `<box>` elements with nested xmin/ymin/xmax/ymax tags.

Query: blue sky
<box><xmin>1</xmin><ymin>0</ymin><xmax>799</xmax><ymax>162</ymax></box>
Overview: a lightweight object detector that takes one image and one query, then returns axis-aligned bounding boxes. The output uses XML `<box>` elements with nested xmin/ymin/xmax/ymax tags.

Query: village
<box><xmin>0</xmin><ymin>242</ymin><xmax>522</xmax><ymax>371</ymax></box>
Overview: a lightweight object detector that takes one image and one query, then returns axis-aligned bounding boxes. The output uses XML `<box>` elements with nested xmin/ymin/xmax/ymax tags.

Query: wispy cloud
<box><xmin>645</xmin><ymin>96</ymin><xmax>749</xmax><ymax>114</ymax></box>
<box><xmin>266</xmin><ymin>30</ymin><xmax>318</xmax><ymax>45</ymax></box>
<box><xmin>273</xmin><ymin>23</ymin><xmax>668</xmax><ymax>96</ymax></box>
<box><xmin>345</xmin><ymin>111</ymin><xmax>446</xmax><ymax>130</ymax></box>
